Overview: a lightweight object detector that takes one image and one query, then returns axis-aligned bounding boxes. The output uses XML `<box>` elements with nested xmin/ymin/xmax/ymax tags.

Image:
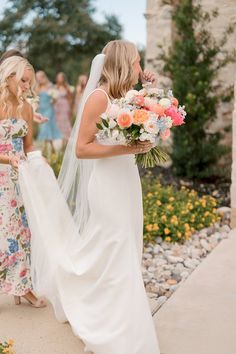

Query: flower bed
<box><xmin>143</xmin><ymin>177</ymin><xmax>221</xmax><ymax>244</ymax></box>
<box><xmin>0</xmin><ymin>339</ymin><xmax>15</xmax><ymax>354</ymax></box>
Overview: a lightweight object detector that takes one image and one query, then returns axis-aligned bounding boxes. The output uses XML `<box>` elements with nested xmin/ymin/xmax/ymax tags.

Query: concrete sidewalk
<box><xmin>0</xmin><ymin>292</ymin><xmax>159</xmax><ymax>353</ymax></box>
<box><xmin>0</xmin><ymin>296</ymin><xmax>85</xmax><ymax>354</ymax></box>
<box><xmin>154</xmin><ymin>230</ymin><xmax>236</xmax><ymax>354</ymax></box>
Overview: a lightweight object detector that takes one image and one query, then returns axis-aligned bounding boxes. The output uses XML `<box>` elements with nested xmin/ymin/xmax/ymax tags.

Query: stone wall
<box><xmin>145</xmin><ymin>0</ymin><xmax>236</xmax><ymax>158</ymax></box>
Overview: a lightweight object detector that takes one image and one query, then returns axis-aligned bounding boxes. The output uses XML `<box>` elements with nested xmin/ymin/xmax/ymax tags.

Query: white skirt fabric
<box><xmin>19</xmin><ymin>153</ymin><xmax>160</xmax><ymax>354</ymax></box>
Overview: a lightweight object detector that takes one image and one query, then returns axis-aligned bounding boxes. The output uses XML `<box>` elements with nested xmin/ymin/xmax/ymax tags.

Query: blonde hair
<box><xmin>100</xmin><ymin>40</ymin><xmax>139</xmax><ymax>99</ymax></box>
<box><xmin>0</xmin><ymin>56</ymin><xmax>37</xmax><ymax>118</ymax></box>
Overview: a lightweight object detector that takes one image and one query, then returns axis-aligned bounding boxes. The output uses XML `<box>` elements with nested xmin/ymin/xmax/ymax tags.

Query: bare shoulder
<box><xmin>84</xmin><ymin>89</ymin><xmax>109</xmax><ymax>113</ymax></box>
<box><xmin>21</xmin><ymin>101</ymin><xmax>33</xmax><ymax>122</ymax></box>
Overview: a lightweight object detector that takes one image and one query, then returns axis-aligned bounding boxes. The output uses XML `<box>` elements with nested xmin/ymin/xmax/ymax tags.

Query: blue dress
<box><xmin>37</xmin><ymin>91</ymin><xmax>62</xmax><ymax>140</ymax></box>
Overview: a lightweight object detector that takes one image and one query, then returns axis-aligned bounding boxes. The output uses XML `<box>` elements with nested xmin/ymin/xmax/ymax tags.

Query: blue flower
<box><xmin>12</xmin><ymin>138</ymin><xmax>22</xmax><ymax>152</ymax></box>
<box><xmin>7</xmin><ymin>238</ymin><xmax>19</xmax><ymax>253</ymax></box>
<box><xmin>21</xmin><ymin>210</ymin><xmax>28</xmax><ymax>227</ymax></box>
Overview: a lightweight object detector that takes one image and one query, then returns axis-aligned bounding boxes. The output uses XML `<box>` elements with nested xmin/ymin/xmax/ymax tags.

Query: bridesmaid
<box><xmin>54</xmin><ymin>72</ymin><xmax>73</xmax><ymax>145</ymax></box>
<box><xmin>0</xmin><ymin>55</ymin><xmax>46</xmax><ymax>307</ymax></box>
<box><xmin>0</xmin><ymin>50</ymin><xmax>48</xmax><ymax>124</ymax></box>
<box><xmin>36</xmin><ymin>70</ymin><xmax>62</xmax><ymax>152</ymax></box>
<box><xmin>72</xmin><ymin>74</ymin><xmax>88</xmax><ymax>116</ymax></box>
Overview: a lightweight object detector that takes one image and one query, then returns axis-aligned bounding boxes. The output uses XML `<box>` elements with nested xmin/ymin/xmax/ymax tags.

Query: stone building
<box><xmin>145</xmin><ymin>0</ymin><xmax>236</xmax><ymax>162</ymax></box>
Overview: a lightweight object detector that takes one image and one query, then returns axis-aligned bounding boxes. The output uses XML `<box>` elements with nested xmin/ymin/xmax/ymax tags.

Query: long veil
<box><xmin>18</xmin><ymin>54</ymin><xmax>105</xmax><ymax>317</ymax></box>
<box><xmin>58</xmin><ymin>53</ymin><xmax>106</xmax><ymax>232</ymax></box>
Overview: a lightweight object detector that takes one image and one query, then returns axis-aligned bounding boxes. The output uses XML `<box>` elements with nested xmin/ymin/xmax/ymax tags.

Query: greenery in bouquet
<box><xmin>96</xmin><ymin>84</ymin><xmax>187</xmax><ymax>168</ymax></box>
<box><xmin>142</xmin><ymin>177</ymin><xmax>221</xmax><ymax>244</ymax></box>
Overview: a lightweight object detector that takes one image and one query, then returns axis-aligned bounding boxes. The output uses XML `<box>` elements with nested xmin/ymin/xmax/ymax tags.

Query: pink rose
<box><xmin>117</xmin><ymin>112</ymin><xmax>133</xmax><ymax>129</ymax></box>
<box><xmin>11</xmin><ymin>199</ymin><xmax>17</xmax><ymax>208</ymax></box>
<box><xmin>160</xmin><ymin>129</ymin><xmax>171</xmax><ymax>141</ymax></box>
<box><xmin>134</xmin><ymin>95</ymin><xmax>145</xmax><ymax>106</ymax></box>
<box><xmin>164</xmin><ymin>106</ymin><xmax>185</xmax><ymax>126</ymax></box>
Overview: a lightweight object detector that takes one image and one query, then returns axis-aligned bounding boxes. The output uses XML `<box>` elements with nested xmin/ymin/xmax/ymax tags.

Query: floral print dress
<box><xmin>0</xmin><ymin>118</ymin><xmax>32</xmax><ymax>296</ymax></box>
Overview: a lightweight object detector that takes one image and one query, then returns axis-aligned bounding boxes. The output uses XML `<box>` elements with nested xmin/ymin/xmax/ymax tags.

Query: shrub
<box><xmin>142</xmin><ymin>177</ymin><xmax>221</xmax><ymax>243</ymax></box>
<box><xmin>0</xmin><ymin>339</ymin><xmax>15</xmax><ymax>354</ymax></box>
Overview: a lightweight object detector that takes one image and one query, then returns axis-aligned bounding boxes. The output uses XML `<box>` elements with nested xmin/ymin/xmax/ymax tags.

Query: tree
<box><xmin>0</xmin><ymin>0</ymin><xmax>122</xmax><ymax>82</ymax></box>
<box><xmin>163</xmin><ymin>0</ymin><xmax>235</xmax><ymax>180</ymax></box>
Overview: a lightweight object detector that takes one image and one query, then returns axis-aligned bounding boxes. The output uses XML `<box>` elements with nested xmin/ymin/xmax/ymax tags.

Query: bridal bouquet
<box><xmin>96</xmin><ymin>84</ymin><xmax>187</xmax><ymax>168</ymax></box>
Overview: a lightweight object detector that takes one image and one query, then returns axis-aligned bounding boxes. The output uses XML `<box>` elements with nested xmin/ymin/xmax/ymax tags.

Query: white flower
<box><xmin>139</xmin><ymin>132</ymin><xmax>155</xmax><ymax>143</ymax></box>
<box><xmin>144</xmin><ymin>118</ymin><xmax>160</xmax><ymax>134</ymax></box>
<box><xmin>125</xmin><ymin>90</ymin><xmax>139</xmax><ymax>101</ymax></box>
<box><xmin>148</xmin><ymin>88</ymin><xmax>165</xmax><ymax>97</ymax></box>
<box><xmin>159</xmin><ymin>98</ymin><xmax>171</xmax><ymax>109</ymax></box>
<box><xmin>139</xmin><ymin>88</ymin><xmax>148</xmax><ymax>96</ymax></box>
<box><xmin>144</xmin><ymin>97</ymin><xmax>156</xmax><ymax>108</ymax></box>
<box><xmin>48</xmin><ymin>87</ymin><xmax>59</xmax><ymax>100</ymax></box>
<box><xmin>111</xmin><ymin>129</ymin><xmax>119</xmax><ymax>139</ymax></box>
<box><xmin>27</xmin><ymin>96</ymin><xmax>39</xmax><ymax>111</ymax></box>
<box><xmin>164</xmin><ymin>116</ymin><xmax>173</xmax><ymax>128</ymax></box>
<box><xmin>109</xmin><ymin>119</ymin><xmax>117</xmax><ymax>129</ymax></box>
<box><xmin>108</xmin><ymin>103</ymin><xmax>120</xmax><ymax>119</ymax></box>
<box><xmin>167</xmin><ymin>89</ymin><xmax>174</xmax><ymax>98</ymax></box>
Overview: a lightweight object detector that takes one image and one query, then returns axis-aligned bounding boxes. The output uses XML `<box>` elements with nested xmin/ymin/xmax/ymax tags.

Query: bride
<box><xmin>19</xmin><ymin>40</ymin><xmax>160</xmax><ymax>354</ymax></box>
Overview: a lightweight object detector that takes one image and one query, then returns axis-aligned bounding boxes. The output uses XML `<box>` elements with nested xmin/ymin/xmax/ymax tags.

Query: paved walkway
<box><xmin>154</xmin><ymin>229</ymin><xmax>236</xmax><ymax>354</ymax></box>
<box><xmin>1</xmin><ymin>231</ymin><xmax>236</xmax><ymax>354</ymax></box>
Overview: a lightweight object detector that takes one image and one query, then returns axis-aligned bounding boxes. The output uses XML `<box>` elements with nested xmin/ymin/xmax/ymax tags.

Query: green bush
<box><xmin>163</xmin><ymin>0</ymin><xmax>235</xmax><ymax>179</ymax></box>
<box><xmin>0</xmin><ymin>339</ymin><xmax>15</xmax><ymax>354</ymax></box>
<box><xmin>142</xmin><ymin>177</ymin><xmax>221</xmax><ymax>243</ymax></box>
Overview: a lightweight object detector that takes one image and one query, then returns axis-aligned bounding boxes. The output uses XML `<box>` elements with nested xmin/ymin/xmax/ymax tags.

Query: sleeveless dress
<box><xmin>37</xmin><ymin>91</ymin><xmax>62</xmax><ymax>141</ymax></box>
<box><xmin>54</xmin><ymin>90</ymin><xmax>72</xmax><ymax>139</ymax></box>
<box><xmin>19</xmin><ymin>89</ymin><xmax>160</xmax><ymax>353</ymax></box>
<box><xmin>0</xmin><ymin>118</ymin><xmax>32</xmax><ymax>296</ymax></box>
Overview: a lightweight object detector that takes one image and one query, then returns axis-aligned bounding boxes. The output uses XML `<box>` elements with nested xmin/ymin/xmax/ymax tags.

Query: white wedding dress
<box><xmin>19</xmin><ymin>88</ymin><xmax>160</xmax><ymax>352</ymax></box>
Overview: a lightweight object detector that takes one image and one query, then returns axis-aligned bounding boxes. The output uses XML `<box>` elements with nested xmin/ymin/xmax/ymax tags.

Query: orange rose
<box><xmin>117</xmin><ymin>112</ymin><xmax>133</xmax><ymax>129</ymax></box>
<box><xmin>133</xmin><ymin>109</ymin><xmax>149</xmax><ymax>125</ymax></box>
<box><xmin>172</xmin><ymin>97</ymin><xmax>179</xmax><ymax>107</ymax></box>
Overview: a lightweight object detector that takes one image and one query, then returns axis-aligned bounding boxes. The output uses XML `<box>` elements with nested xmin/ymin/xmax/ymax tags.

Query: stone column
<box><xmin>231</xmin><ymin>80</ymin><xmax>236</xmax><ymax>228</ymax></box>
<box><xmin>144</xmin><ymin>0</ymin><xmax>173</xmax><ymax>88</ymax></box>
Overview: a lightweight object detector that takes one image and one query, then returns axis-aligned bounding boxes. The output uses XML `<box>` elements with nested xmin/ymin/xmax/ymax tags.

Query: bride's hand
<box><xmin>140</xmin><ymin>70</ymin><xmax>157</xmax><ymax>87</ymax></box>
<box><xmin>128</xmin><ymin>141</ymin><xmax>153</xmax><ymax>155</ymax></box>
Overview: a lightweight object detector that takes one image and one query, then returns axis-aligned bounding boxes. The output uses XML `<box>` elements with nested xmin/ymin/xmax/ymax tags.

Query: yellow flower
<box><xmin>152</xmin><ymin>223</ymin><xmax>159</xmax><ymax>231</ymax></box>
<box><xmin>156</xmin><ymin>200</ymin><xmax>162</xmax><ymax>206</ymax></box>
<box><xmin>146</xmin><ymin>224</ymin><xmax>153</xmax><ymax>232</ymax></box>
<box><xmin>184</xmin><ymin>223</ymin><xmax>190</xmax><ymax>230</ymax></box>
<box><xmin>169</xmin><ymin>197</ymin><xmax>175</xmax><ymax>202</ymax></box>
<box><xmin>147</xmin><ymin>193</ymin><xmax>153</xmax><ymax>198</ymax></box>
<box><xmin>165</xmin><ymin>236</ymin><xmax>171</xmax><ymax>242</ymax></box>
<box><xmin>161</xmin><ymin>215</ymin><xmax>167</xmax><ymax>222</ymax></box>
<box><xmin>177</xmin><ymin>231</ymin><xmax>182</xmax><ymax>238</ymax></box>
<box><xmin>164</xmin><ymin>228</ymin><xmax>170</xmax><ymax>235</ymax></box>
<box><xmin>7</xmin><ymin>340</ymin><xmax>14</xmax><ymax>347</ymax></box>
<box><xmin>204</xmin><ymin>211</ymin><xmax>210</xmax><ymax>217</ymax></box>
<box><xmin>185</xmin><ymin>231</ymin><xmax>191</xmax><ymax>239</ymax></box>
<box><xmin>166</xmin><ymin>204</ymin><xmax>174</xmax><ymax>211</ymax></box>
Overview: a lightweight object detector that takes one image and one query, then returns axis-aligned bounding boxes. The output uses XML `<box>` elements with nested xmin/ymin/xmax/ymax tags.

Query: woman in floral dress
<box><xmin>0</xmin><ymin>55</ymin><xmax>46</xmax><ymax>307</ymax></box>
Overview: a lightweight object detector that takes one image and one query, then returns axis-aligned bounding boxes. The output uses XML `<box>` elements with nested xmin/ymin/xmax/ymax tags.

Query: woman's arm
<box><xmin>76</xmin><ymin>90</ymin><xmax>152</xmax><ymax>159</ymax></box>
<box><xmin>22</xmin><ymin>102</ymin><xmax>35</xmax><ymax>154</ymax></box>
<box><xmin>0</xmin><ymin>154</ymin><xmax>10</xmax><ymax>164</ymax></box>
